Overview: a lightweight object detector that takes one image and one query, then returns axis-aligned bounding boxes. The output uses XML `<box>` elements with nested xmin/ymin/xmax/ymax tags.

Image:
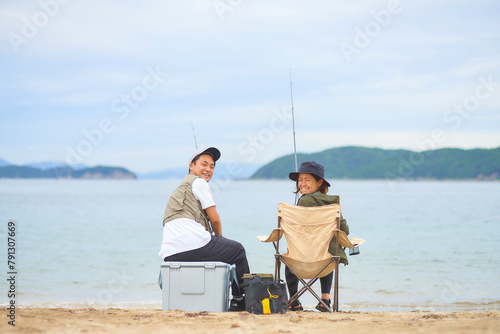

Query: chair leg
<box><xmin>275</xmin><ymin>255</ymin><xmax>281</xmax><ymax>282</ymax></box>
<box><xmin>281</xmin><ymin>257</ymin><xmax>336</xmax><ymax>312</ymax></box>
<box><xmin>292</xmin><ymin>277</ymin><xmax>333</xmax><ymax>312</ymax></box>
<box><xmin>332</xmin><ymin>264</ymin><xmax>339</xmax><ymax>311</ymax></box>
<box><xmin>288</xmin><ymin>277</ymin><xmax>318</xmax><ymax>307</ymax></box>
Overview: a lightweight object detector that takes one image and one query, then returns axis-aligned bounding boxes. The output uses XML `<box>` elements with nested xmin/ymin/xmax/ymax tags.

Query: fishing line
<box><xmin>289</xmin><ymin>69</ymin><xmax>298</xmax><ymax>173</ymax></box>
<box><xmin>289</xmin><ymin>69</ymin><xmax>300</xmax><ymax>205</ymax></box>
<box><xmin>191</xmin><ymin>121</ymin><xmax>198</xmax><ymax>149</ymax></box>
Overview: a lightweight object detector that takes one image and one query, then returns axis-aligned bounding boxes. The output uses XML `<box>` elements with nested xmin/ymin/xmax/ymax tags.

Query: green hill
<box><xmin>0</xmin><ymin>165</ymin><xmax>136</xmax><ymax>179</ymax></box>
<box><xmin>251</xmin><ymin>146</ymin><xmax>500</xmax><ymax>180</ymax></box>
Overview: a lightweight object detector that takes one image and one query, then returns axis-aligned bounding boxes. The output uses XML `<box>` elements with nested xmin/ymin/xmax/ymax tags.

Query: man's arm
<box><xmin>205</xmin><ymin>206</ymin><xmax>222</xmax><ymax>236</ymax></box>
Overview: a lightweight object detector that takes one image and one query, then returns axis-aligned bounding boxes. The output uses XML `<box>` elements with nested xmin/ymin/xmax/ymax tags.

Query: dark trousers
<box><xmin>163</xmin><ymin>235</ymin><xmax>250</xmax><ymax>297</ymax></box>
<box><xmin>285</xmin><ymin>267</ymin><xmax>333</xmax><ymax>299</ymax></box>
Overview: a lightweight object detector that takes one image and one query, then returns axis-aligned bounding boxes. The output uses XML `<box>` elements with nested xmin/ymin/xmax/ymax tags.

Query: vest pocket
<box><xmin>164</xmin><ymin>184</ymin><xmax>189</xmax><ymax>220</ymax></box>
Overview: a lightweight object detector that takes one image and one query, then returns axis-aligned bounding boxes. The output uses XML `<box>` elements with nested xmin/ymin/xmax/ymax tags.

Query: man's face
<box><xmin>189</xmin><ymin>154</ymin><xmax>215</xmax><ymax>182</ymax></box>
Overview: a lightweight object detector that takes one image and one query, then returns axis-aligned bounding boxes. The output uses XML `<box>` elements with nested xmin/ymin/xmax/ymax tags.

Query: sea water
<box><xmin>0</xmin><ymin>179</ymin><xmax>499</xmax><ymax>312</ymax></box>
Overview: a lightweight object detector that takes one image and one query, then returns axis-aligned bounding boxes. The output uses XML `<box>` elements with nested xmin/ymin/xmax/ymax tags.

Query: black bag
<box><xmin>241</xmin><ymin>274</ymin><xmax>288</xmax><ymax>314</ymax></box>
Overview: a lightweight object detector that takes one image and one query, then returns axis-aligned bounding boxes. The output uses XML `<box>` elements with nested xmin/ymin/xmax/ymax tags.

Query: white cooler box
<box><xmin>160</xmin><ymin>261</ymin><xmax>235</xmax><ymax>312</ymax></box>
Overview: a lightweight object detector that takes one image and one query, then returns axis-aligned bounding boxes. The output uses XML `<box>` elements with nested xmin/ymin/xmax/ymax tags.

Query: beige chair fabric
<box><xmin>257</xmin><ymin>202</ymin><xmax>365</xmax><ymax>279</ymax></box>
<box><xmin>280</xmin><ymin>202</ymin><xmax>340</xmax><ymax>279</ymax></box>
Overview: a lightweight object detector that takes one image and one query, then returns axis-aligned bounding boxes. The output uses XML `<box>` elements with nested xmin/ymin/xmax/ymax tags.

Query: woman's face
<box><xmin>297</xmin><ymin>173</ymin><xmax>323</xmax><ymax>194</ymax></box>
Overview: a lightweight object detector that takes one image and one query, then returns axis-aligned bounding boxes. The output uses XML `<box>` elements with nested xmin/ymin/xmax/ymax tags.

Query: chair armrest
<box><xmin>256</xmin><ymin>228</ymin><xmax>283</xmax><ymax>243</ymax></box>
<box><xmin>349</xmin><ymin>237</ymin><xmax>365</xmax><ymax>247</ymax></box>
<box><xmin>335</xmin><ymin>230</ymin><xmax>365</xmax><ymax>248</ymax></box>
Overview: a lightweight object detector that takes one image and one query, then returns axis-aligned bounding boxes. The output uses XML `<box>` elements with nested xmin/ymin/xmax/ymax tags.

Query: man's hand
<box><xmin>205</xmin><ymin>206</ymin><xmax>222</xmax><ymax>236</ymax></box>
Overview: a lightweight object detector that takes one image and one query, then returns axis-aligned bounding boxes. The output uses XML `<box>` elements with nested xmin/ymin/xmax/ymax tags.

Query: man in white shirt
<box><xmin>158</xmin><ymin>147</ymin><xmax>249</xmax><ymax>311</ymax></box>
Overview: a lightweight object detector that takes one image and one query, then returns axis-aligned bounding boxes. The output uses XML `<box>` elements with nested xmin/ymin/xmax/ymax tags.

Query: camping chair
<box><xmin>257</xmin><ymin>202</ymin><xmax>364</xmax><ymax>312</ymax></box>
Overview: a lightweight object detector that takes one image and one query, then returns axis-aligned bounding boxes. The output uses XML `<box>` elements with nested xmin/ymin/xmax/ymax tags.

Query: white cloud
<box><xmin>1</xmin><ymin>0</ymin><xmax>499</xmax><ymax>171</ymax></box>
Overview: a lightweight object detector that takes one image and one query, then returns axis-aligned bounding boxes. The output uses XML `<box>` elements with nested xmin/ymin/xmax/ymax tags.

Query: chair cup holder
<box><xmin>349</xmin><ymin>247</ymin><xmax>360</xmax><ymax>256</ymax></box>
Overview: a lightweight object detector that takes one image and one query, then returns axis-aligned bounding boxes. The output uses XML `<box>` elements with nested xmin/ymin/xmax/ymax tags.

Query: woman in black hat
<box><xmin>286</xmin><ymin>161</ymin><xmax>350</xmax><ymax>312</ymax></box>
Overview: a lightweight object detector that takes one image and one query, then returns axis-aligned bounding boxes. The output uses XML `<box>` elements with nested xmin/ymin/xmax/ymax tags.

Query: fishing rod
<box><xmin>289</xmin><ymin>69</ymin><xmax>300</xmax><ymax>205</ymax></box>
<box><xmin>191</xmin><ymin>121</ymin><xmax>198</xmax><ymax>149</ymax></box>
<box><xmin>289</xmin><ymin>68</ymin><xmax>298</xmax><ymax>173</ymax></box>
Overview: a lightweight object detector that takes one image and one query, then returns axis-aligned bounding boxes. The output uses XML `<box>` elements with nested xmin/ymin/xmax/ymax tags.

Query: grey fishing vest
<box><xmin>162</xmin><ymin>174</ymin><xmax>212</xmax><ymax>233</ymax></box>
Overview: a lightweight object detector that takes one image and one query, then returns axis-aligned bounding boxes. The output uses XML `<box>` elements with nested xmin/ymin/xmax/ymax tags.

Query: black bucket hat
<box><xmin>288</xmin><ymin>161</ymin><xmax>331</xmax><ymax>187</ymax></box>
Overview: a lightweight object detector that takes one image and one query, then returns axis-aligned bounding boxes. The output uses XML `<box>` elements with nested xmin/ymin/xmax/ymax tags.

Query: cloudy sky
<box><xmin>1</xmin><ymin>0</ymin><xmax>499</xmax><ymax>173</ymax></box>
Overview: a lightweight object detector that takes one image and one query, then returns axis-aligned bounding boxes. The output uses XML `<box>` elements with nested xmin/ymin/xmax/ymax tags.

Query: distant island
<box><xmin>2</xmin><ymin>146</ymin><xmax>499</xmax><ymax>180</ymax></box>
<box><xmin>251</xmin><ymin>146</ymin><xmax>500</xmax><ymax>180</ymax></box>
<box><xmin>0</xmin><ymin>164</ymin><xmax>136</xmax><ymax>179</ymax></box>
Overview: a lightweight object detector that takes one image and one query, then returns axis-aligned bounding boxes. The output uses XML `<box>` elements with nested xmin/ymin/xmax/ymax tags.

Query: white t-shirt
<box><xmin>158</xmin><ymin>177</ymin><xmax>215</xmax><ymax>260</ymax></box>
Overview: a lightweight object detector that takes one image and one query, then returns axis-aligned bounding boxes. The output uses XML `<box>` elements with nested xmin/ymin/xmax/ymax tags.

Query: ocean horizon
<box><xmin>1</xmin><ymin>179</ymin><xmax>499</xmax><ymax>312</ymax></box>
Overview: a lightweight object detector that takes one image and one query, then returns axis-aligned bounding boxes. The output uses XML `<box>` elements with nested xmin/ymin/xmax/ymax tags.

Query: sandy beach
<box><xmin>2</xmin><ymin>308</ymin><xmax>499</xmax><ymax>334</ymax></box>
